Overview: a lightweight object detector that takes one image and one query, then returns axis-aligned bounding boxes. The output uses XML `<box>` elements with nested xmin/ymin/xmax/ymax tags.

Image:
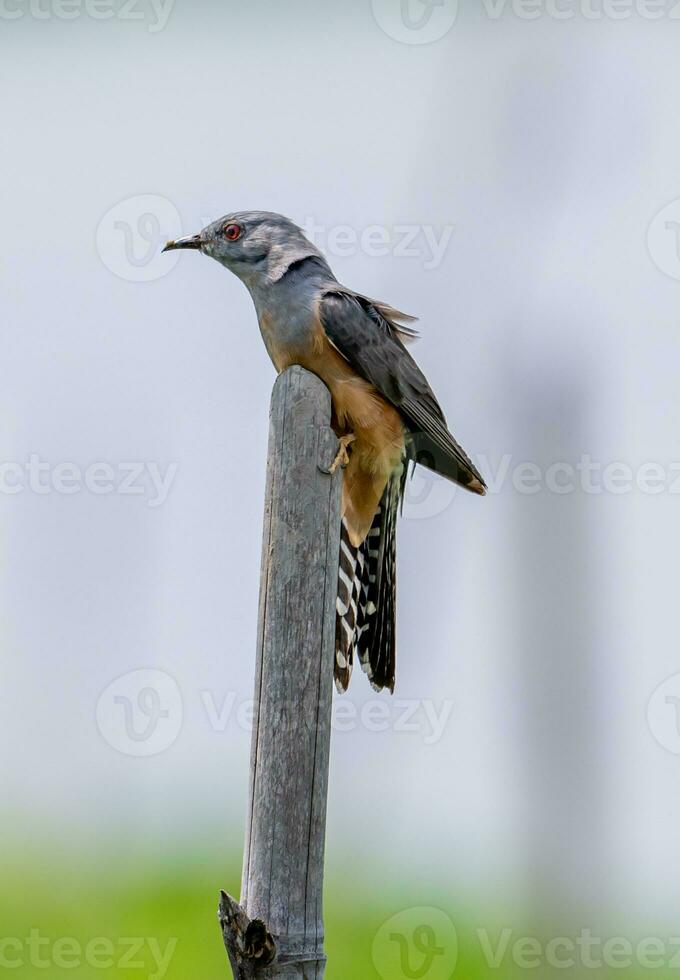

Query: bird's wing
<box><xmin>329</xmin><ymin>283</ymin><xmax>420</xmax><ymax>343</ymax></box>
<box><xmin>319</xmin><ymin>290</ymin><xmax>486</xmax><ymax>494</ymax></box>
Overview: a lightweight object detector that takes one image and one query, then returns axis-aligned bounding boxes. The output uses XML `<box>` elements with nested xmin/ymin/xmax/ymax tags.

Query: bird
<box><xmin>163</xmin><ymin>211</ymin><xmax>485</xmax><ymax>694</ymax></box>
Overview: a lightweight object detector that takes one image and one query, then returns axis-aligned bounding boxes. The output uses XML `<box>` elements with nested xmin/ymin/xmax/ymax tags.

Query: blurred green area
<box><xmin>0</xmin><ymin>846</ymin><xmax>668</xmax><ymax>979</ymax></box>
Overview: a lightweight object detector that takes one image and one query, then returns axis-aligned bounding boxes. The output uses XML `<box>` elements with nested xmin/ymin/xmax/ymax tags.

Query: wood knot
<box><xmin>244</xmin><ymin>920</ymin><xmax>276</xmax><ymax>964</ymax></box>
<box><xmin>219</xmin><ymin>891</ymin><xmax>277</xmax><ymax>978</ymax></box>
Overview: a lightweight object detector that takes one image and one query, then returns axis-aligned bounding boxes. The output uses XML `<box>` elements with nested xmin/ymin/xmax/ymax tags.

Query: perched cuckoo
<box><xmin>164</xmin><ymin>211</ymin><xmax>485</xmax><ymax>694</ymax></box>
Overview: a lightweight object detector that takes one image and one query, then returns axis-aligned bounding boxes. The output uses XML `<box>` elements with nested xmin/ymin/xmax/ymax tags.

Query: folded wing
<box><xmin>319</xmin><ymin>290</ymin><xmax>486</xmax><ymax>494</ymax></box>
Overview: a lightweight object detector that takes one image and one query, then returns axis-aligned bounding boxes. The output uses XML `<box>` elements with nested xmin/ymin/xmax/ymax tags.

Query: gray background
<box><xmin>2</xmin><ymin>0</ymin><xmax>680</xmax><ymax>932</ymax></box>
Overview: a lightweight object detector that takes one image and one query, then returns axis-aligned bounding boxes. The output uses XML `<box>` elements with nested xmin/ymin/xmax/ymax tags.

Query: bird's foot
<box><xmin>329</xmin><ymin>433</ymin><xmax>356</xmax><ymax>474</ymax></box>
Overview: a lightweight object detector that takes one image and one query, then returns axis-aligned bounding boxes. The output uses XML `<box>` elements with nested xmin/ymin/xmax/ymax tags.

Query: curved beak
<box><xmin>162</xmin><ymin>233</ymin><xmax>202</xmax><ymax>253</ymax></box>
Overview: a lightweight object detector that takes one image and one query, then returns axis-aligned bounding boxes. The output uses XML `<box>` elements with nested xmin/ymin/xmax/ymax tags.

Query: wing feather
<box><xmin>319</xmin><ymin>291</ymin><xmax>486</xmax><ymax>494</ymax></box>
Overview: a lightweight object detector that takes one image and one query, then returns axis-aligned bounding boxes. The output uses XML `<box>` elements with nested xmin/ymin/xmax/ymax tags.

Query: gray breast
<box><xmin>249</xmin><ymin>260</ymin><xmax>335</xmax><ymax>363</ymax></box>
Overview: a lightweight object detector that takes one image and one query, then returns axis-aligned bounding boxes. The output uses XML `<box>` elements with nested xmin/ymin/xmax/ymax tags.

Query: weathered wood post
<box><xmin>219</xmin><ymin>366</ymin><xmax>342</xmax><ymax>979</ymax></box>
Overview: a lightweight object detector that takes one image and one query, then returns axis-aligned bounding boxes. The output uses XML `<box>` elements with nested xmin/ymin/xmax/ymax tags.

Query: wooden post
<box><xmin>219</xmin><ymin>366</ymin><xmax>342</xmax><ymax>980</ymax></box>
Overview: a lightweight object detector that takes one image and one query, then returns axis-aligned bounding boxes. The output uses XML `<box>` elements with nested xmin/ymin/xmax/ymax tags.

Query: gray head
<box><xmin>162</xmin><ymin>210</ymin><xmax>328</xmax><ymax>287</ymax></box>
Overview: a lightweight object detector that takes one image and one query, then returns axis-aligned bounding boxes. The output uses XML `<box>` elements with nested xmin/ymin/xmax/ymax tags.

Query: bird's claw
<box><xmin>329</xmin><ymin>433</ymin><xmax>356</xmax><ymax>474</ymax></box>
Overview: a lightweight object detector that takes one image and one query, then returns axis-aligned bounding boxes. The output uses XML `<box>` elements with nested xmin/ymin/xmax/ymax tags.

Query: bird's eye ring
<box><xmin>223</xmin><ymin>223</ymin><xmax>243</xmax><ymax>241</ymax></box>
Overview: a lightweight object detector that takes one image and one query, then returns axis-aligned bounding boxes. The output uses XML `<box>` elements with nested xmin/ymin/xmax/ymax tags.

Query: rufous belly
<box><xmin>265</xmin><ymin>316</ymin><xmax>405</xmax><ymax>546</ymax></box>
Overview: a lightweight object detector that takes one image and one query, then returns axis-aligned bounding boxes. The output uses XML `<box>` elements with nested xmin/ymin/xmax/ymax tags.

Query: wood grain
<box><xmin>220</xmin><ymin>366</ymin><xmax>341</xmax><ymax>979</ymax></box>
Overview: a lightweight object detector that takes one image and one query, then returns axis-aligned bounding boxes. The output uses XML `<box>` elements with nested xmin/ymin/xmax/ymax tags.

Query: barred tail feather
<box><xmin>334</xmin><ymin>524</ymin><xmax>360</xmax><ymax>692</ymax></box>
<box><xmin>334</xmin><ymin>474</ymin><xmax>400</xmax><ymax>694</ymax></box>
<box><xmin>362</xmin><ymin>476</ymin><xmax>399</xmax><ymax>693</ymax></box>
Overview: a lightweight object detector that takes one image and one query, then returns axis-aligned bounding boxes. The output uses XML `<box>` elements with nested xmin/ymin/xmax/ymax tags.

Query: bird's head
<box><xmin>162</xmin><ymin>210</ymin><xmax>327</xmax><ymax>287</ymax></box>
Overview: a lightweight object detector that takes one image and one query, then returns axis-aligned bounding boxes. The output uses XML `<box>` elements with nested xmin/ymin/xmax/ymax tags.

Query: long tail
<box><xmin>334</xmin><ymin>473</ymin><xmax>400</xmax><ymax>694</ymax></box>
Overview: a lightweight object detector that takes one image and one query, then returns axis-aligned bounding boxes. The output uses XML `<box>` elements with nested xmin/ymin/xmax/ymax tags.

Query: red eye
<box><xmin>223</xmin><ymin>223</ymin><xmax>242</xmax><ymax>241</ymax></box>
